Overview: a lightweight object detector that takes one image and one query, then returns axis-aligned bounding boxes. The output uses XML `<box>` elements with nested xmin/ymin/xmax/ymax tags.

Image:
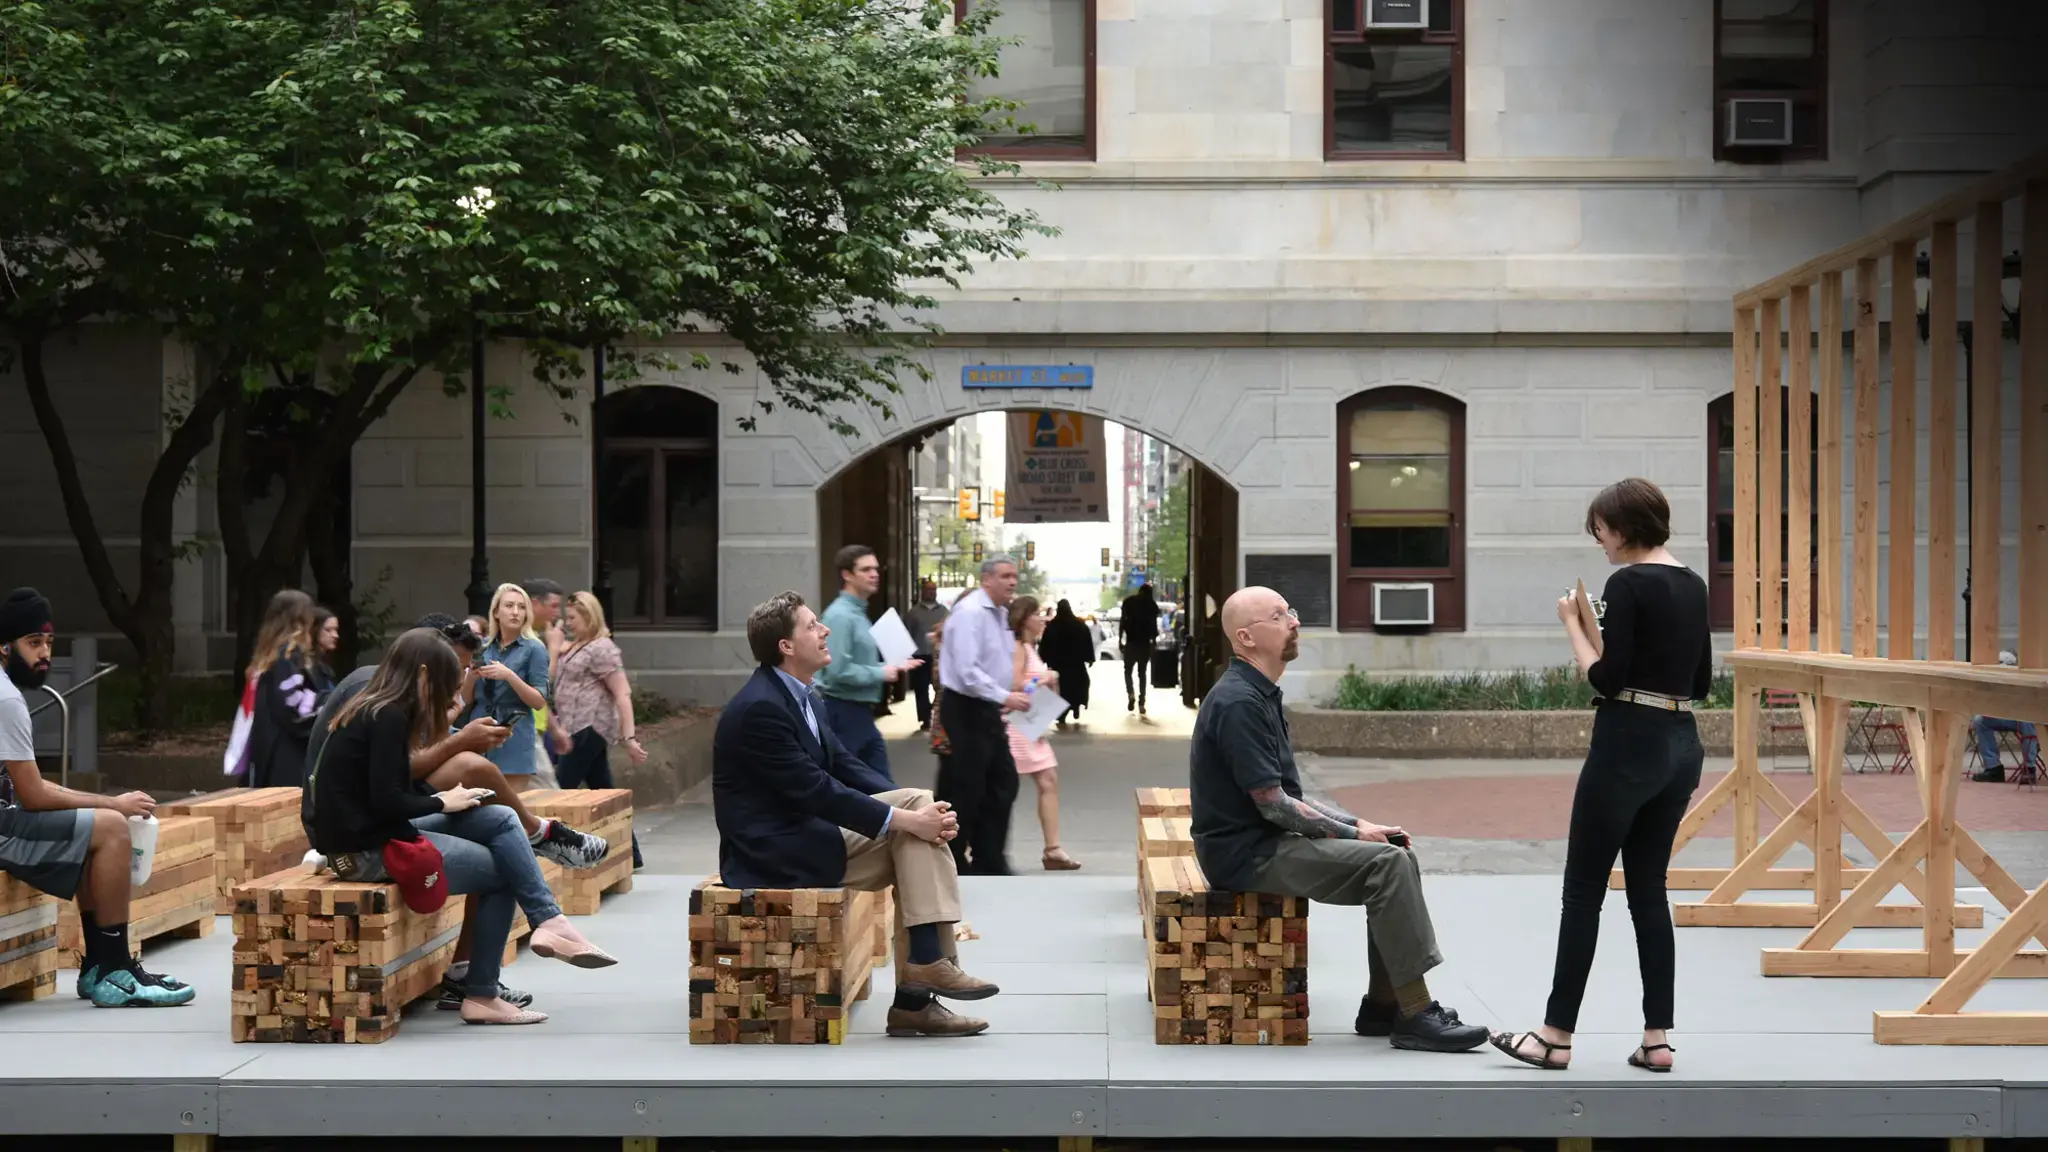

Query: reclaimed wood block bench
<box><xmin>520</xmin><ymin>789</ymin><xmax>633</xmax><ymax>914</ymax></box>
<box><xmin>1137</xmin><ymin>815</ymin><xmax>1195</xmax><ymax>928</ymax></box>
<box><xmin>58</xmin><ymin>814</ymin><xmax>217</xmax><ymax>968</ymax></box>
<box><xmin>230</xmin><ymin>869</ymin><xmax>462</xmax><ymax>1043</ymax></box>
<box><xmin>1134</xmin><ymin>788</ymin><xmax>1192</xmax><ymax>917</ymax></box>
<box><xmin>1144</xmin><ymin>854</ymin><xmax>1308</xmax><ymax>1046</ymax></box>
<box><xmin>688</xmin><ymin>877</ymin><xmax>886</xmax><ymax>1045</ymax></box>
<box><xmin>164</xmin><ymin>788</ymin><xmax>310</xmax><ymax>914</ymax></box>
<box><xmin>0</xmin><ymin>872</ymin><xmax>59</xmax><ymax>1002</ymax></box>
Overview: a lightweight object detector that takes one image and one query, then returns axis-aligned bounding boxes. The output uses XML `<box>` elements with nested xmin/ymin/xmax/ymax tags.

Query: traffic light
<box><xmin>972</xmin><ymin>540</ymin><xmax>985</xmax><ymax>563</ymax></box>
<box><xmin>992</xmin><ymin>489</ymin><xmax>1005</xmax><ymax>518</ymax></box>
<box><xmin>959</xmin><ymin>486</ymin><xmax>979</xmax><ymax>521</ymax></box>
<box><xmin>1100</xmin><ymin>547</ymin><xmax>1110</xmax><ymax>568</ymax></box>
<box><xmin>1024</xmin><ymin>540</ymin><xmax>1036</xmax><ymax>562</ymax></box>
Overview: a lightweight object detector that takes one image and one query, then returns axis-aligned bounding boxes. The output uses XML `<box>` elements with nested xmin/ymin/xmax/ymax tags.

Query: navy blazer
<box><xmin>713</xmin><ymin>665</ymin><xmax>895</xmax><ymax>889</ymax></box>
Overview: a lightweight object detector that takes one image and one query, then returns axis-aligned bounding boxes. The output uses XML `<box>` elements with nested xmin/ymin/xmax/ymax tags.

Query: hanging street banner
<box><xmin>1004</xmin><ymin>410</ymin><xmax>1109</xmax><ymax>524</ymax></box>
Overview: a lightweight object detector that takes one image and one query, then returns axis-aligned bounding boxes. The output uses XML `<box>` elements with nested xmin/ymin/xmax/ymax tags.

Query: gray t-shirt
<box><xmin>0</xmin><ymin>676</ymin><xmax>37</xmax><ymax>808</ymax></box>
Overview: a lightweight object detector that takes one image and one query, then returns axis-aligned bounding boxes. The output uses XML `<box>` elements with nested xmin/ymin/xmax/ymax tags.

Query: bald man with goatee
<box><xmin>1186</xmin><ymin>586</ymin><xmax>1487</xmax><ymax>1053</ymax></box>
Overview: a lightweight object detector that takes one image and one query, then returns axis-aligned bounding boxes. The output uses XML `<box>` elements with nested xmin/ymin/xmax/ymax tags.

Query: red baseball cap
<box><xmin>380</xmin><ymin>837</ymin><xmax>449</xmax><ymax>913</ymax></box>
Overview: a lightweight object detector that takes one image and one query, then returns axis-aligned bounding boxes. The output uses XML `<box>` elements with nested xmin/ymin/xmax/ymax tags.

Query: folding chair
<box><xmin>1763</xmin><ymin>688</ymin><xmax>1811</xmax><ymax>772</ymax></box>
<box><xmin>1998</xmin><ymin>727</ymin><xmax>2043</xmax><ymax>789</ymax></box>
<box><xmin>1852</xmin><ymin>703</ymin><xmax>1911</xmax><ymax>775</ymax></box>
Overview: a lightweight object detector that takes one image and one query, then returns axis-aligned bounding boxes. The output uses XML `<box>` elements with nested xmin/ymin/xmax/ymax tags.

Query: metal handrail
<box><xmin>25</xmin><ymin>662</ymin><xmax>117</xmax><ymax>789</ymax></box>
<box><xmin>25</xmin><ymin>662</ymin><xmax>118</xmax><ymax>719</ymax></box>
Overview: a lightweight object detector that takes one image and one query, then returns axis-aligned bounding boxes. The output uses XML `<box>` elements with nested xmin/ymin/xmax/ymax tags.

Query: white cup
<box><xmin>128</xmin><ymin>814</ymin><xmax>159</xmax><ymax>886</ymax></box>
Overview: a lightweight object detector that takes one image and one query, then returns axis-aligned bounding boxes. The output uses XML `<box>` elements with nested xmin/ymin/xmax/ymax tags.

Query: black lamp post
<box><xmin>591</xmin><ymin>342</ymin><xmax>614</xmax><ymax>620</ymax></box>
<box><xmin>464</xmin><ymin>314</ymin><xmax>492</xmax><ymax>617</ymax></box>
<box><xmin>1914</xmin><ymin>249</ymin><xmax>2022</xmax><ymax>662</ymax></box>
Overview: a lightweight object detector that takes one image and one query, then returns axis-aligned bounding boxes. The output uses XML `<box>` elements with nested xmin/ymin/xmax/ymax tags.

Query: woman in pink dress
<box><xmin>1006</xmin><ymin>596</ymin><xmax>1081</xmax><ymax>870</ymax></box>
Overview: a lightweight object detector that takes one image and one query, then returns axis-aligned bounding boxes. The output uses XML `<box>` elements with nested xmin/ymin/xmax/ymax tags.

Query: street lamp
<box><xmin>1913</xmin><ymin>248</ymin><xmax>2021</xmax><ymax>662</ymax></box>
<box><xmin>459</xmin><ymin>186</ymin><xmax>498</xmax><ymax>617</ymax></box>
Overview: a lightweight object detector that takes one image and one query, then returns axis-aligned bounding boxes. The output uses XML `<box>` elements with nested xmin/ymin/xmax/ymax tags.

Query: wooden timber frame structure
<box><xmin>1647</xmin><ymin>151</ymin><xmax>2048</xmax><ymax>1044</ymax></box>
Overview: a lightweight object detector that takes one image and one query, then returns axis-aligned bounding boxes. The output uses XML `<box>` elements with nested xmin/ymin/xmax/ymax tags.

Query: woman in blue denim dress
<box><xmin>467</xmin><ymin>583</ymin><xmax>550</xmax><ymax>789</ymax></box>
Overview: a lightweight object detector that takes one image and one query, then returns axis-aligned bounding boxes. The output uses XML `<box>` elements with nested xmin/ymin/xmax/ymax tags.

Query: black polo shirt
<box><xmin>1189</xmin><ymin>658</ymin><xmax>1303</xmax><ymax>891</ymax></box>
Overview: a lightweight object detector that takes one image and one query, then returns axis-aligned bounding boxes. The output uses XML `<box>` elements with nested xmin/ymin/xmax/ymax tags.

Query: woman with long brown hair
<box><xmin>308</xmin><ymin>628</ymin><xmax>615</xmax><ymax>1027</ymax></box>
<box><xmin>247</xmin><ymin>589</ymin><xmax>320</xmax><ymax>789</ymax></box>
<box><xmin>1005</xmin><ymin>597</ymin><xmax>1079</xmax><ymax>870</ymax></box>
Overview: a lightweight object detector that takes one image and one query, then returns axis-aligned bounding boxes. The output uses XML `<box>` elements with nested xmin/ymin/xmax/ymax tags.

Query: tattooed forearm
<box><xmin>1250</xmin><ymin>786</ymin><xmax>1359</xmax><ymax>839</ymax></box>
<box><xmin>1304</xmin><ymin>795</ymin><xmax>1359</xmax><ymax>824</ymax></box>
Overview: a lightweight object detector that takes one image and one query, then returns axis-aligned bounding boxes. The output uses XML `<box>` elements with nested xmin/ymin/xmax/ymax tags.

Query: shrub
<box><xmin>1331</xmin><ymin>665</ymin><xmax>1734</xmax><ymax>711</ymax></box>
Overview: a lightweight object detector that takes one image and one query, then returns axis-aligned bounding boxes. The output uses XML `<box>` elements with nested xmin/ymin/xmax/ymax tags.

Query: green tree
<box><xmin>2</xmin><ymin>0</ymin><xmax>1042</xmax><ymax>728</ymax></box>
<box><xmin>1147</xmin><ymin>474</ymin><xmax>1191</xmax><ymax>597</ymax></box>
<box><xmin>919</xmin><ymin>514</ymin><xmax>983</xmax><ymax>585</ymax></box>
<box><xmin>1009</xmin><ymin>536</ymin><xmax>1050</xmax><ymax>601</ymax></box>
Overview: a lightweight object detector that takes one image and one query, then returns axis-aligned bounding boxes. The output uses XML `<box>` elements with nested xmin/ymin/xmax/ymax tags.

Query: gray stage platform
<box><xmin>4</xmin><ymin>872</ymin><xmax>2048</xmax><ymax>1143</ymax></box>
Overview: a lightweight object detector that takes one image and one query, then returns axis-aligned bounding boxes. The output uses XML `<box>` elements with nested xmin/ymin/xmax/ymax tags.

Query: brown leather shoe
<box><xmin>898</xmin><ymin>957</ymin><xmax>1000</xmax><ymax>1001</ymax></box>
<box><xmin>885</xmin><ymin>1000</ymin><xmax>990</xmax><ymax>1037</ymax></box>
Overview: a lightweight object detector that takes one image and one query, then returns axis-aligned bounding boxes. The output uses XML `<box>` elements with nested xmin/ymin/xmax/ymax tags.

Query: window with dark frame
<box><xmin>1706</xmin><ymin>391</ymin><xmax>1819</xmax><ymax>632</ymax></box>
<box><xmin>1326</xmin><ymin>0</ymin><xmax>1462</xmax><ymax>160</ymax></box>
<box><xmin>596</xmin><ymin>387</ymin><xmax>719</xmax><ymax>630</ymax></box>
<box><xmin>1337</xmin><ymin>388</ymin><xmax>1466</xmax><ymax>631</ymax></box>
<box><xmin>956</xmin><ymin>0</ymin><xmax>1096</xmax><ymax>159</ymax></box>
<box><xmin>1714</xmin><ymin>0</ymin><xmax>1828</xmax><ymax>162</ymax></box>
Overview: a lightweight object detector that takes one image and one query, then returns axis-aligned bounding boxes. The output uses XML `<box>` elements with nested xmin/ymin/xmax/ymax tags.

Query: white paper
<box><xmin>868</xmin><ymin>608</ymin><xmax>919</xmax><ymax>667</ymax></box>
<box><xmin>1008</xmin><ymin>687</ymin><xmax>1070</xmax><ymax>744</ymax></box>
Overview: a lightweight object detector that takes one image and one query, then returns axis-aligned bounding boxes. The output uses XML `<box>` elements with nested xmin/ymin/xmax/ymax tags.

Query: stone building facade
<box><xmin>4</xmin><ymin>0</ymin><xmax>2043</xmax><ymax>704</ymax></box>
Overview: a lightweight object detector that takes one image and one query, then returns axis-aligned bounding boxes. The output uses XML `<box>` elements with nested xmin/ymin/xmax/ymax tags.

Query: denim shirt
<box><xmin>465</xmin><ymin>635</ymin><xmax>547</xmax><ymax>776</ymax></box>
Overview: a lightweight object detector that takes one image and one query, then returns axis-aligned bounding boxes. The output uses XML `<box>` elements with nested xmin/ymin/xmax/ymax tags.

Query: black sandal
<box><xmin>1489</xmin><ymin>1030</ymin><xmax>1570</xmax><ymax>1070</ymax></box>
<box><xmin>1628</xmin><ymin>1043</ymin><xmax>1675</xmax><ymax>1073</ymax></box>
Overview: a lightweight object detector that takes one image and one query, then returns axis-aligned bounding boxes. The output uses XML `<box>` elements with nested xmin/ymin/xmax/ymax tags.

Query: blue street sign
<box><xmin>961</xmin><ymin>365</ymin><xmax>1093</xmax><ymax>390</ymax></box>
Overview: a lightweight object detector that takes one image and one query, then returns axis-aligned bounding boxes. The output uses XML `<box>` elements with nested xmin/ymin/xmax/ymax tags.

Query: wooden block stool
<box><xmin>58</xmin><ymin>814</ymin><xmax>217</xmax><ymax>968</ymax></box>
<box><xmin>0</xmin><ymin>871</ymin><xmax>59</xmax><ymax>1002</ymax></box>
<box><xmin>688</xmin><ymin>877</ymin><xmax>885</xmax><ymax>1044</ymax></box>
<box><xmin>1145</xmin><ymin>854</ymin><xmax>1308</xmax><ymax>1046</ymax></box>
<box><xmin>164</xmin><ymin>788</ymin><xmax>311</xmax><ymax>914</ymax></box>
<box><xmin>521</xmin><ymin>789</ymin><xmax>634</xmax><ymax>914</ymax></box>
<box><xmin>1135</xmin><ymin>787</ymin><xmax>1191</xmax><ymax>819</ymax></box>
<box><xmin>229</xmin><ymin>869</ymin><xmax>462</xmax><ymax>1043</ymax></box>
<box><xmin>1137</xmin><ymin>814</ymin><xmax>1195</xmax><ymax>927</ymax></box>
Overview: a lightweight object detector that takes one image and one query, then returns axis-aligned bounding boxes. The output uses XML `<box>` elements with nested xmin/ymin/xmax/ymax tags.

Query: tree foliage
<box><xmin>1147</xmin><ymin>473</ymin><xmax>1190</xmax><ymax>597</ymax></box>
<box><xmin>1</xmin><ymin>0</ymin><xmax>1043</xmax><ymax>728</ymax></box>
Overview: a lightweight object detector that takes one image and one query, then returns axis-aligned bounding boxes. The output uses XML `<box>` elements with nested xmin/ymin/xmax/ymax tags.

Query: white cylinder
<box><xmin>128</xmin><ymin>814</ymin><xmax>159</xmax><ymax>886</ymax></box>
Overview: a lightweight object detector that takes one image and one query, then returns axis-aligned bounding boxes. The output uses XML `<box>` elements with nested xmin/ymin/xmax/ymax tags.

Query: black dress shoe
<box><xmin>1389</xmin><ymin>1002</ymin><xmax>1489</xmax><ymax>1052</ymax></box>
<box><xmin>1974</xmin><ymin>767</ymin><xmax>2006</xmax><ymax>783</ymax></box>
<box><xmin>1355</xmin><ymin>997</ymin><xmax>1461</xmax><ymax>1037</ymax></box>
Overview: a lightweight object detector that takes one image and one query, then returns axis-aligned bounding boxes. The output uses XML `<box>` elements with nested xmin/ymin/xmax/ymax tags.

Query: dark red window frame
<box><xmin>1325</xmin><ymin>0</ymin><xmax>1465</xmax><ymax>162</ymax></box>
<box><xmin>954</xmin><ymin>0</ymin><xmax>1097</xmax><ymax>161</ymax></box>
<box><xmin>1337</xmin><ymin>386</ymin><xmax>1466</xmax><ymax>632</ymax></box>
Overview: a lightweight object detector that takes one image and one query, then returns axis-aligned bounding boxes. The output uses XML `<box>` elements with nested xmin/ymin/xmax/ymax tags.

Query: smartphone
<box><xmin>489</xmin><ymin>701</ymin><xmax>523</xmax><ymax>728</ymax></box>
<box><xmin>1387</xmin><ymin>832</ymin><xmax>1411</xmax><ymax>848</ymax></box>
<box><xmin>471</xmin><ymin>788</ymin><xmax>496</xmax><ymax>800</ymax></box>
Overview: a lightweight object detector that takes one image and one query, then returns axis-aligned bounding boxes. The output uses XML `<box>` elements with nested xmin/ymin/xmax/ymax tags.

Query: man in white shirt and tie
<box><xmin>935</xmin><ymin>556</ymin><xmax>1030</xmax><ymax>875</ymax></box>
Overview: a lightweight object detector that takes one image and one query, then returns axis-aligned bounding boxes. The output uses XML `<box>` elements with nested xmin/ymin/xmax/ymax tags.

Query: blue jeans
<box><xmin>822</xmin><ymin>695</ymin><xmax>891</xmax><ymax>783</ymax></box>
<box><xmin>353</xmin><ymin>806</ymin><xmax>564</xmax><ymax>1000</ymax></box>
<box><xmin>1978</xmin><ymin>717</ymin><xmax>2041</xmax><ymax>772</ymax></box>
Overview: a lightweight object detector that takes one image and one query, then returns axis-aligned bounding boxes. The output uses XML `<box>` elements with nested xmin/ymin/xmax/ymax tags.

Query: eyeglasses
<box><xmin>1258</xmin><ymin>608</ymin><xmax>1299</xmax><ymax>625</ymax></box>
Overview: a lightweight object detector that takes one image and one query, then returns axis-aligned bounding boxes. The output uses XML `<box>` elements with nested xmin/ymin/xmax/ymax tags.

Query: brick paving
<box><xmin>1328</xmin><ymin>768</ymin><xmax>2048</xmax><ymax>841</ymax></box>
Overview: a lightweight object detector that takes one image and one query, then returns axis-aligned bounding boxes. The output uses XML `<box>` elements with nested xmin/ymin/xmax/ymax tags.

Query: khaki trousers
<box><xmin>841</xmin><ymin>788</ymin><xmax>962</xmax><ymax>976</ymax></box>
<box><xmin>1247</xmin><ymin>836</ymin><xmax>1445</xmax><ymax>989</ymax></box>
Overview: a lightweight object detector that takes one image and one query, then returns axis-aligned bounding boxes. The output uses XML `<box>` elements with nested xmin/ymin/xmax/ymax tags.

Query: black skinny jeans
<box><xmin>1544</xmin><ymin>700</ymin><xmax>1703</xmax><ymax>1033</ymax></box>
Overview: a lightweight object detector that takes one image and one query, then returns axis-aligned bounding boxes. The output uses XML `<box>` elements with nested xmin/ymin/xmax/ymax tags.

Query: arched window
<box><xmin>1707</xmin><ymin>390</ymin><xmax>1818</xmax><ymax>633</ymax></box>
<box><xmin>597</xmin><ymin>387</ymin><xmax>718</xmax><ymax>629</ymax></box>
<box><xmin>1337</xmin><ymin>387</ymin><xmax>1465</xmax><ymax>631</ymax></box>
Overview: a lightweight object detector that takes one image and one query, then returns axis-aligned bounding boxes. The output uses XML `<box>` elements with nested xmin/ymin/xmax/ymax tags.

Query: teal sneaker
<box><xmin>74</xmin><ymin>965</ymin><xmax>99</xmax><ymax>1001</ymax></box>
<box><xmin>86</xmin><ymin>964</ymin><xmax>195</xmax><ymax>1007</ymax></box>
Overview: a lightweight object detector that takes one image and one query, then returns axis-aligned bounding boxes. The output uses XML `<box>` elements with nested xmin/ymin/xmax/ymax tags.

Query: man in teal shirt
<box><xmin>817</xmin><ymin>544</ymin><xmax>920</xmax><ymax>782</ymax></box>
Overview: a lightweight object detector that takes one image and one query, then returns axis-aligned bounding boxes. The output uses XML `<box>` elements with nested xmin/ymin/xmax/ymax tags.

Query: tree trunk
<box><xmin>15</xmin><ymin>329</ymin><xmax>231</xmax><ymax>734</ymax></box>
<box><xmin>305</xmin><ymin>493</ymin><xmax>358</xmax><ymax>668</ymax></box>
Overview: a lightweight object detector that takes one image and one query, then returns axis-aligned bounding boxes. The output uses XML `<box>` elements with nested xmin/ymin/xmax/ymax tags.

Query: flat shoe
<box><xmin>461</xmin><ymin>1000</ymin><xmax>549</xmax><ymax>1025</ymax></box>
<box><xmin>1489</xmin><ymin>1030</ymin><xmax>1570</xmax><ymax>1070</ymax></box>
<box><xmin>530</xmin><ymin>930</ymin><xmax>619</xmax><ymax>969</ymax></box>
<box><xmin>1628</xmin><ymin>1043</ymin><xmax>1675</xmax><ymax>1073</ymax></box>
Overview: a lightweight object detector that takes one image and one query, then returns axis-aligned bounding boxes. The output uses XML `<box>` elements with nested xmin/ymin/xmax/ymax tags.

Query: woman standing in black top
<box><xmin>247</xmin><ymin>590</ymin><xmax>320</xmax><ymax>789</ymax></box>
<box><xmin>1492</xmin><ymin>478</ymin><xmax>1712</xmax><ymax>1074</ymax></box>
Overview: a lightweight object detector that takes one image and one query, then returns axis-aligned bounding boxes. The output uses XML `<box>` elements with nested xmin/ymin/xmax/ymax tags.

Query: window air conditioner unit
<box><xmin>1371</xmin><ymin>582</ymin><xmax>1435</xmax><ymax>627</ymax></box>
<box><xmin>1725</xmin><ymin>98</ymin><xmax>1794</xmax><ymax>147</ymax></box>
<box><xmin>1365</xmin><ymin>0</ymin><xmax>1429</xmax><ymax>31</ymax></box>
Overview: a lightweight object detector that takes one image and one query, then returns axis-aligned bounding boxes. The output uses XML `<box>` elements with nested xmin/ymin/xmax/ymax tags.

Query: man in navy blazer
<box><xmin>713</xmin><ymin>590</ymin><xmax>1000</xmax><ymax>1037</ymax></box>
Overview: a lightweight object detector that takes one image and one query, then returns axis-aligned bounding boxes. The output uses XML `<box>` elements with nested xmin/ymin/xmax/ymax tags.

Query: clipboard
<box><xmin>1574</xmin><ymin>579</ymin><xmax>1604</xmax><ymax>656</ymax></box>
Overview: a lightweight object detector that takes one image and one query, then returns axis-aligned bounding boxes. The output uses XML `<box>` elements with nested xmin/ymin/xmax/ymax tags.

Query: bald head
<box><xmin>1222</xmin><ymin>585</ymin><xmax>1299</xmax><ymax>668</ymax></box>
